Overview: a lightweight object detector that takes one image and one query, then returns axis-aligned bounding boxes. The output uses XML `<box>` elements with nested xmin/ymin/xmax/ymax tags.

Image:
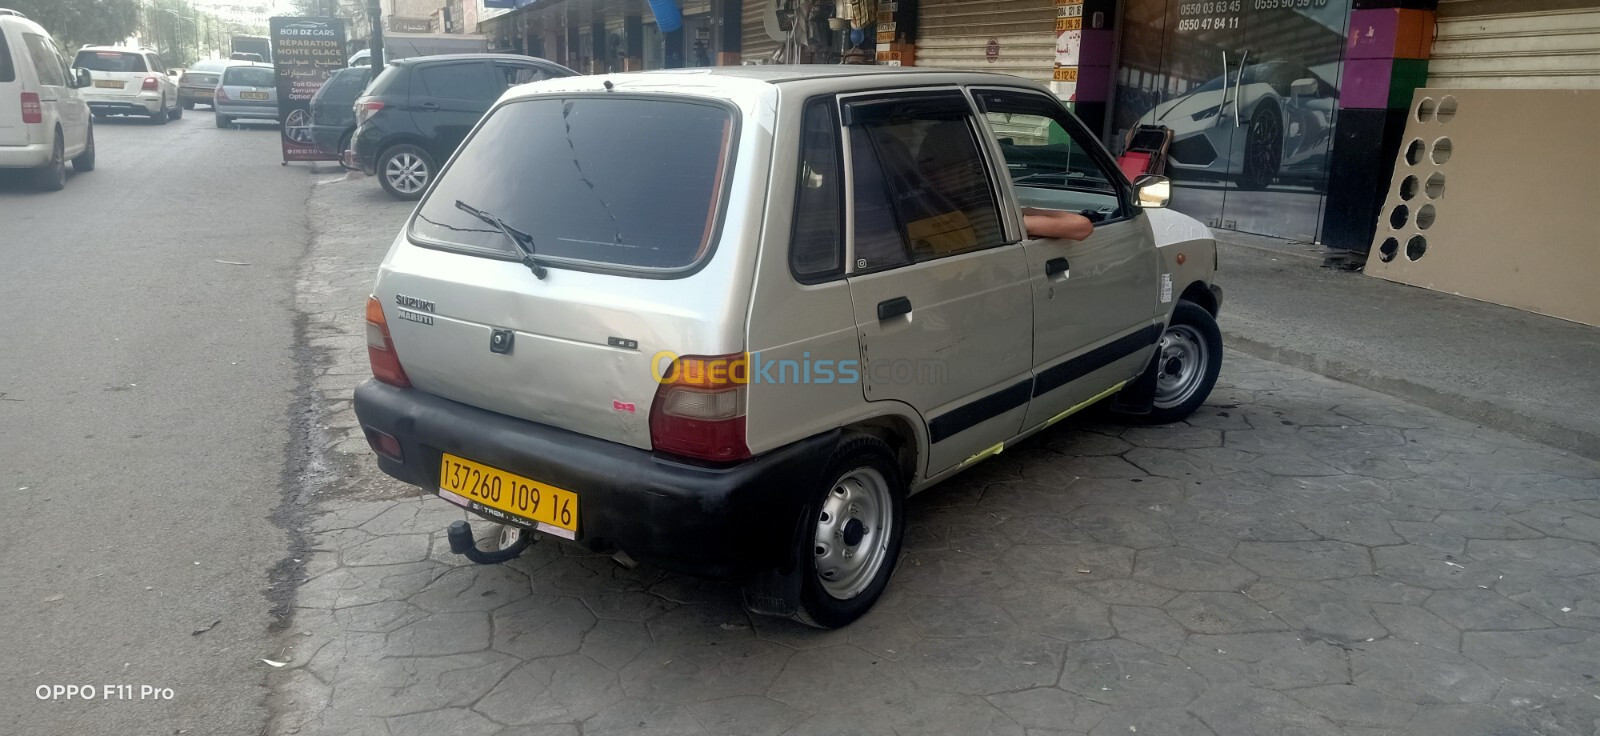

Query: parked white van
<box><xmin>0</xmin><ymin>8</ymin><xmax>94</xmax><ymax>190</ymax></box>
<box><xmin>353</xmin><ymin>67</ymin><xmax>1224</xmax><ymax>628</ymax></box>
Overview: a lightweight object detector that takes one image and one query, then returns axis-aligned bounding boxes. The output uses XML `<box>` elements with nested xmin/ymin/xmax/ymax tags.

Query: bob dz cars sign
<box><xmin>269</xmin><ymin>17</ymin><xmax>347</xmax><ymax>163</ymax></box>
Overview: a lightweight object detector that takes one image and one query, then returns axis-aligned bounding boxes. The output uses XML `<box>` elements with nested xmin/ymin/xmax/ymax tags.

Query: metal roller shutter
<box><xmin>742</xmin><ymin>0</ymin><xmax>783</xmax><ymax>62</ymax></box>
<box><xmin>1430</xmin><ymin>1</ymin><xmax>1600</xmax><ymax>88</ymax></box>
<box><xmin>917</xmin><ymin>0</ymin><xmax>1053</xmax><ymax>85</ymax></box>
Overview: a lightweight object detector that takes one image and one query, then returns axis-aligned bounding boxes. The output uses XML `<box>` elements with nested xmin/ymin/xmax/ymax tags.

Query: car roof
<box><xmin>500</xmin><ymin>65</ymin><xmax>1052</xmax><ymax>106</ymax></box>
<box><xmin>223</xmin><ymin>61</ymin><xmax>273</xmax><ymax>69</ymax></box>
<box><xmin>80</xmin><ymin>45</ymin><xmax>155</xmax><ymax>53</ymax></box>
<box><xmin>393</xmin><ymin>53</ymin><xmax>559</xmax><ymax>66</ymax></box>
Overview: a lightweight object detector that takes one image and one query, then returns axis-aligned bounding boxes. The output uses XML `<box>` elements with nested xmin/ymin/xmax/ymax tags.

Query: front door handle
<box><xmin>419</xmin><ymin>102</ymin><xmax>439</xmax><ymax>111</ymax></box>
<box><xmin>877</xmin><ymin>296</ymin><xmax>912</xmax><ymax>321</ymax></box>
<box><xmin>1045</xmin><ymin>257</ymin><xmax>1071</xmax><ymax>277</ymax></box>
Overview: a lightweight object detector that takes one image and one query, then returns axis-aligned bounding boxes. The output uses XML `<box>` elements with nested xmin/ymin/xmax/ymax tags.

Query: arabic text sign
<box><xmin>269</xmin><ymin>17</ymin><xmax>347</xmax><ymax>163</ymax></box>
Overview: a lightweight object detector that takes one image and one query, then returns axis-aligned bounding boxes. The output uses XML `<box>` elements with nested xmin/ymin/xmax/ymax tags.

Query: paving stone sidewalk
<box><xmin>269</xmin><ymin>177</ymin><xmax>1600</xmax><ymax>736</ymax></box>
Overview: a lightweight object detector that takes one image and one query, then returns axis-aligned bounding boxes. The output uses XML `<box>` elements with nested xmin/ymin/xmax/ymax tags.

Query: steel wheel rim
<box><xmin>813</xmin><ymin>466</ymin><xmax>892</xmax><ymax>600</ymax></box>
<box><xmin>1153</xmin><ymin>323</ymin><xmax>1209</xmax><ymax>409</ymax></box>
<box><xmin>385</xmin><ymin>153</ymin><xmax>428</xmax><ymax>194</ymax></box>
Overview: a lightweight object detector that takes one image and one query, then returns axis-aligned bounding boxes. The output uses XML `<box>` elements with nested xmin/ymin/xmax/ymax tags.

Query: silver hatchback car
<box><xmin>353</xmin><ymin>67</ymin><xmax>1223</xmax><ymax>628</ymax></box>
<box><xmin>213</xmin><ymin>62</ymin><xmax>277</xmax><ymax>127</ymax></box>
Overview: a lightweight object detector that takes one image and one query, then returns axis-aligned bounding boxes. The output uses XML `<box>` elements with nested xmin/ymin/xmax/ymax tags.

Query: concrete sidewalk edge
<box><xmin>1222</xmin><ymin>329</ymin><xmax>1600</xmax><ymax>463</ymax></box>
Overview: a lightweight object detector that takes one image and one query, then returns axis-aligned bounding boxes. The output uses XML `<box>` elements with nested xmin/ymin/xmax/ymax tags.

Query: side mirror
<box><xmin>1133</xmin><ymin>174</ymin><xmax>1171</xmax><ymax>209</ymax></box>
<box><xmin>75</xmin><ymin>68</ymin><xmax>91</xmax><ymax>88</ymax></box>
<box><xmin>1290</xmin><ymin>77</ymin><xmax>1318</xmax><ymax>97</ymax></box>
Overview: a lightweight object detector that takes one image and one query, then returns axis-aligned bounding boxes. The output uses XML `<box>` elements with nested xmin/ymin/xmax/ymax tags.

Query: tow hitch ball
<box><xmin>447</xmin><ymin>520</ymin><xmax>534</xmax><ymax>565</ymax></box>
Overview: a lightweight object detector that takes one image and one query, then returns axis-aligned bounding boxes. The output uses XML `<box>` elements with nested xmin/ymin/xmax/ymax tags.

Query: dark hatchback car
<box><xmin>351</xmin><ymin>54</ymin><xmax>576</xmax><ymax>199</ymax></box>
<box><xmin>308</xmin><ymin>64</ymin><xmax>370</xmax><ymax>162</ymax></box>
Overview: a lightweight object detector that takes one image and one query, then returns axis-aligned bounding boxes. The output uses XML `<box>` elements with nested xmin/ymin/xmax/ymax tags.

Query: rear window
<box><xmin>410</xmin><ymin>97</ymin><xmax>735</xmax><ymax>274</ymax></box>
<box><xmin>0</xmin><ymin>31</ymin><xmax>14</xmax><ymax>83</ymax></box>
<box><xmin>313</xmin><ymin>67</ymin><xmax>369</xmax><ymax>102</ymax></box>
<box><xmin>189</xmin><ymin>60</ymin><xmax>228</xmax><ymax>73</ymax></box>
<box><xmin>223</xmin><ymin>66</ymin><xmax>275</xmax><ymax>87</ymax></box>
<box><xmin>74</xmin><ymin>50</ymin><xmax>147</xmax><ymax>72</ymax></box>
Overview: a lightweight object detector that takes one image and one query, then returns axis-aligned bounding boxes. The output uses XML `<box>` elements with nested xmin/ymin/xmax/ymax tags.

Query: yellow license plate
<box><xmin>241</xmin><ymin>91</ymin><xmax>269</xmax><ymax>100</ymax></box>
<box><xmin>438</xmin><ymin>453</ymin><xmax>578</xmax><ymax>539</ymax></box>
<box><xmin>94</xmin><ymin>80</ymin><xmax>124</xmax><ymax>89</ymax></box>
<box><xmin>193</xmin><ymin>89</ymin><xmax>213</xmax><ymax>97</ymax></box>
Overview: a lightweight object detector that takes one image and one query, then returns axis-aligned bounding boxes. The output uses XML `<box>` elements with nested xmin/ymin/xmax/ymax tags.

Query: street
<box><xmin>0</xmin><ymin>115</ymin><xmax>316</xmax><ymax>735</ymax></box>
<box><xmin>3</xmin><ymin>113</ymin><xmax>1600</xmax><ymax>736</ymax></box>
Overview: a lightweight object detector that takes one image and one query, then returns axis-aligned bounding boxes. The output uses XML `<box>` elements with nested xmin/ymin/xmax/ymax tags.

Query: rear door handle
<box><xmin>877</xmin><ymin>296</ymin><xmax>912</xmax><ymax>321</ymax></box>
<box><xmin>1045</xmin><ymin>257</ymin><xmax>1071</xmax><ymax>277</ymax></box>
<box><xmin>419</xmin><ymin>102</ymin><xmax>439</xmax><ymax>111</ymax></box>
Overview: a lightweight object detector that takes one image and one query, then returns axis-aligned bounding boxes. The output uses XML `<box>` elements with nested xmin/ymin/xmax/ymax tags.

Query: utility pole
<box><xmin>367</xmin><ymin>0</ymin><xmax>384</xmax><ymax>72</ymax></box>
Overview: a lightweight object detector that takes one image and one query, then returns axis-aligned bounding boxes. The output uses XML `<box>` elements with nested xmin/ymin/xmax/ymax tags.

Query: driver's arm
<box><xmin>1021</xmin><ymin>207</ymin><xmax>1095</xmax><ymax>241</ymax></box>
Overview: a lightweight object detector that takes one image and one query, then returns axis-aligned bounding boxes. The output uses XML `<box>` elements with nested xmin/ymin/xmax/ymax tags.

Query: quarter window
<box><xmin>790</xmin><ymin>99</ymin><xmax>844</xmax><ymax>279</ymax></box>
<box><xmin>495</xmin><ymin>63</ymin><xmax>552</xmax><ymax>87</ymax></box>
<box><xmin>846</xmin><ymin>95</ymin><xmax>1005</xmax><ymax>269</ymax></box>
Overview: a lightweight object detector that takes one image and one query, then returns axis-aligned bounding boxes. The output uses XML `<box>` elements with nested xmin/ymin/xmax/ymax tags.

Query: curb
<box><xmin>1221</xmin><ymin>329</ymin><xmax>1600</xmax><ymax>463</ymax></box>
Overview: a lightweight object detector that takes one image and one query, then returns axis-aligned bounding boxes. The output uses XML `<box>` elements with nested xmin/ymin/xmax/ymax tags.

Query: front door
<box><xmin>840</xmin><ymin>90</ymin><xmax>1035</xmax><ymax>476</ymax></box>
<box><xmin>410</xmin><ymin>60</ymin><xmax>500</xmax><ymax>162</ymax></box>
<box><xmin>974</xmin><ymin>88</ymin><xmax>1162</xmax><ymax>431</ymax></box>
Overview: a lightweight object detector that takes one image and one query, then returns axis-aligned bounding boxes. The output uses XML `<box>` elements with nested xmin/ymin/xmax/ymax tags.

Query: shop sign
<box><xmin>985</xmin><ymin>38</ymin><xmax>1000</xmax><ymax>63</ymax></box>
<box><xmin>1053</xmin><ymin>0</ymin><xmax>1083</xmax><ymax>100</ymax></box>
<box><xmin>269</xmin><ymin>17</ymin><xmax>347</xmax><ymax>163</ymax></box>
<box><xmin>388</xmin><ymin>16</ymin><xmax>434</xmax><ymax>33</ymax></box>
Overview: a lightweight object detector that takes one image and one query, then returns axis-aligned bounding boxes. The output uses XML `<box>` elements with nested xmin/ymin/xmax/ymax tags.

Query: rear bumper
<box><xmin>352</xmin><ymin>380</ymin><xmax>836</xmax><ymax>578</ymax></box>
<box><xmin>309</xmin><ymin>123</ymin><xmax>351</xmax><ymax>156</ymax></box>
<box><xmin>1210</xmin><ymin>284</ymin><xmax>1224</xmax><ymax>313</ymax></box>
<box><xmin>214</xmin><ymin>102</ymin><xmax>278</xmax><ymax>119</ymax></box>
<box><xmin>88</xmin><ymin>99</ymin><xmax>161</xmax><ymax>115</ymax></box>
<box><xmin>0</xmin><ymin>143</ymin><xmax>52</xmax><ymax>169</ymax></box>
<box><xmin>351</xmin><ymin>125</ymin><xmax>380</xmax><ymax>175</ymax></box>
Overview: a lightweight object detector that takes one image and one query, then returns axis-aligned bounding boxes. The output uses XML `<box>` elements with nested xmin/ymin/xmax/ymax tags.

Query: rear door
<box><xmin>73</xmin><ymin>49</ymin><xmax>149</xmax><ymax>100</ymax></box>
<box><xmin>20</xmin><ymin>31</ymin><xmax>83</xmax><ymax>150</ymax></box>
<box><xmin>0</xmin><ymin>25</ymin><xmax>27</xmax><ymax>147</ymax></box>
<box><xmin>383</xmin><ymin>95</ymin><xmax>740</xmax><ymax>449</ymax></box>
<box><xmin>839</xmin><ymin>90</ymin><xmax>1035</xmax><ymax>475</ymax></box>
<box><xmin>973</xmin><ymin>87</ymin><xmax>1162</xmax><ymax>432</ymax></box>
<box><xmin>410</xmin><ymin>60</ymin><xmax>499</xmax><ymax>162</ymax></box>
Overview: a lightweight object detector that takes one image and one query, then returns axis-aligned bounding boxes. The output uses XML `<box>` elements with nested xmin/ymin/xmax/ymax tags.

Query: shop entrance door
<box><xmin>1112</xmin><ymin>0</ymin><xmax>1351</xmax><ymax>242</ymax></box>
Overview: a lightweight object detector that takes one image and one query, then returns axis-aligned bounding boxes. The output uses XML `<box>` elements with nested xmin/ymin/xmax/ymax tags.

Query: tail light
<box><xmin>648</xmin><ymin>353</ymin><xmax>749</xmax><ymax>462</ymax></box>
<box><xmin>141</xmin><ymin>76</ymin><xmax>160</xmax><ymax>91</ymax></box>
<box><xmin>355</xmin><ymin>99</ymin><xmax>384</xmax><ymax>126</ymax></box>
<box><xmin>215</xmin><ymin>86</ymin><xmax>229</xmax><ymax>102</ymax></box>
<box><xmin>20</xmin><ymin>92</ymin><xmax>40</xmax><ymax>124</ymax></box>
<box><xmin>365</xmin><ymin>296</ymin><xmax>411</xmax><ymax>388</ymax></box>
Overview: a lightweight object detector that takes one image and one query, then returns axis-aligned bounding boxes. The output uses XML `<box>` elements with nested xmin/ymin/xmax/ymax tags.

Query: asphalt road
<box><xmin>0</xmin><ymin>113</ymin><xmax>322</xmax><ymax>735</ymax></box>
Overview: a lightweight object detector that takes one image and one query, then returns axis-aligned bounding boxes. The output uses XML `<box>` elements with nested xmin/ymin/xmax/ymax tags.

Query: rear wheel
<box><xmin>32</xmin><ymin>134</ymin><xmax>67</xmax><ymax>191</ymax></box>
<box><xmin>215</xmin><ymin>113</ymin><xmax>231</xmax><ymax>129</ymax></box>
<box><xmin>181</xmin><ymin>100</ymin><xmax>195</xmax><ymax>110</ymax></box>
<box><xmin>71</xmin><ymin>122</ymin><xmax>95</xmax><ymax>172</ymax></box>
<box><xmin>793</xmin><ymin>435</ymin><xmax>905</xmax><ymax>629</ymax></box>
<box><xmin>149</xmin><ymin>99</ymin><xmax>167</xmax><ymax>125</ymax></box>
<box><xmin>378</xmin><ymin>144</ymin><xmax>435</xmax><ymax>200</ymax></box>
<box><xmin>168</xmin><ymin>101</ymin><xmax>183</xmax><ymax>120</ymax></box>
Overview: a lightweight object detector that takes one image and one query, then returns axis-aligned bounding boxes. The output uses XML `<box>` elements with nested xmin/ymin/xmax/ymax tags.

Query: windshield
<box><xmin>411</xmin><ymin>96</ymin><xmax>735</xmax><ymax>273</ymax></box>
<box><xmin>223</xmin><ymin>66</ymin><xmax>275</xmax><ymax>87</ymax></box>
<box><xmin>74</xmin><ymin>51</ymin><xmax>146</xmax><ymax>73</ymax></box>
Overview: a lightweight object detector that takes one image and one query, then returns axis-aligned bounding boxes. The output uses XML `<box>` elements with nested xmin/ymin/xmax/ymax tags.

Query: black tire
<box><xmin>72</xmin><ymin>122</ymin><xmax>95</xmax><ymax>172</ymax></box>
<box><xmin>150</xmin><ymin>100</ymin><xmax>167</xmax><ymax>125</ymax></box>
<box><xmin>1131</xmin><ymin>300</ymin><xmax>1223</xmax><ymax>425</ymax></box>
<box><xmin>376</xmin><ymin>143</ymin><xmax>435</xmax><ymax>201</ymax></box>
<box><xmin>31</xmin><ymin>133</ymin><xmax>66</xmax><ymax>191</ymax></box>
<box><xmin>168</xmin><ymin>102</ymin><xmax>183</xmax><ymax>120</ymax></box>
<box><xmin>792</xmin><ymin>435</ymin><xmax>906</xmax><ymax>629</ymax></box>
<box><xmin>181</xmin><ymin>100</ymin><xmax>195</xmax><ymax>110</ymax></box>
<box><xmin>1237</xmin><ymin>103</ymin><xmax>1282</xmax><ymax>191</ymax></box>
<box><xmin>215</xmin><ymin>113</ymin><xmax>231</xmax><ymax>129</ymax></box>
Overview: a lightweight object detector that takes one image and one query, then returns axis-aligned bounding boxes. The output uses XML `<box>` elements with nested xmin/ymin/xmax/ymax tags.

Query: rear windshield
<box><xmin>365</xmin><ymin>64</ymin><xmax>404</xmax><ymax>96</ymax></box>
<box><xmin>410</xmin><ymin>97</ymin><xmax>735</xmax><ymax>273</ymax></box>
<box><xmin>189</xmin><ymin>60</ymin><xmax>228</xmax><ymax>73</ymax></box>
<box><xmin>313</xmin><ymin>66</ymin><xmax>369</xmax><ymax>102</ymax></box>
<box><xmin>0</xmin><ymin>31</ymin><xmax>13</xmax><ymax>83</ymax></box>
<box><xmin>74</xmin><ymin>51</ymin><xmax>147</xmax><ymax>72</ymax></box>
<box><xmin>223</xmin><ymin>66</ymin><xmax>275</xmax><ymax>87</ymax></box>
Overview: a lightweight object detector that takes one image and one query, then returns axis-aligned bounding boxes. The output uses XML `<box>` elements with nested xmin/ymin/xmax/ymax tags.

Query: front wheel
<box><xmin>793</xmin><ymin>435</ymin><xmax>906</xmax><ymax>629</ymax></box>
<box><xmin>377</xmin><ymin>144</ymin><xmax>435</xmax><ymax>200</ymax></box>
<box><xmin>1237</xmin><ymin>104</ymin><xmax>1282</xmax><ymax>191</ymax></box>
<box><xmin>1139</xmin><ymin>300</ymin><xmax>1224</xmax><ymax>424</ymax></box>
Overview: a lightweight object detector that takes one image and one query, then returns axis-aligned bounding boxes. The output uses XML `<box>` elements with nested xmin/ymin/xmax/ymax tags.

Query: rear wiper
<box><xmin>454</xmin><ymin>200</ymin><xmax>547</xmax><ymax>279</ymax></box>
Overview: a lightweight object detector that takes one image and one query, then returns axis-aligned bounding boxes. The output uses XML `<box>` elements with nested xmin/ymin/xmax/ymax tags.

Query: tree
<box><xmin>5</xmin><ymin>0</ymin><xmax>142</xmax><ymax>52</ymax></box>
